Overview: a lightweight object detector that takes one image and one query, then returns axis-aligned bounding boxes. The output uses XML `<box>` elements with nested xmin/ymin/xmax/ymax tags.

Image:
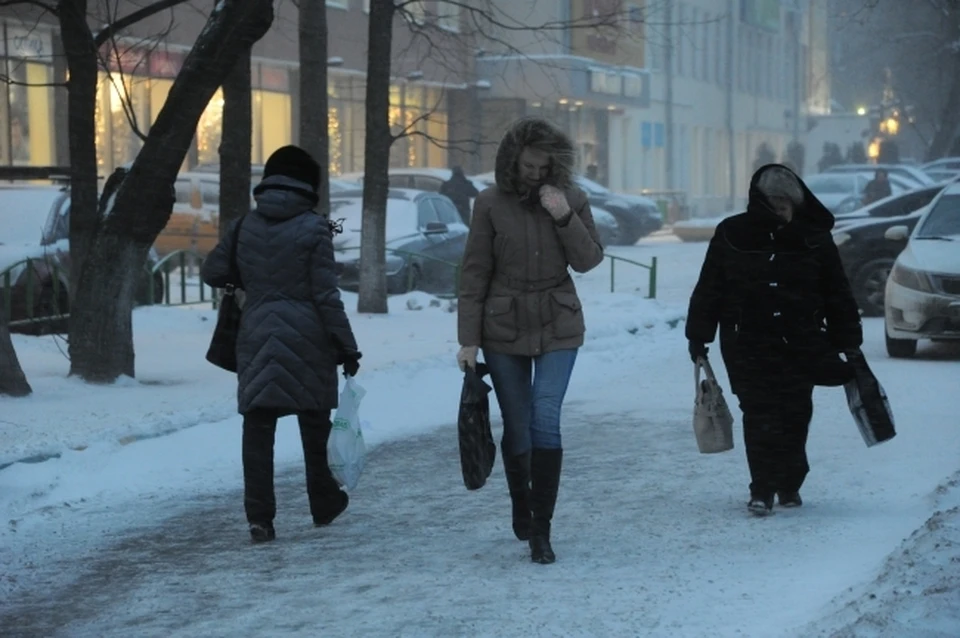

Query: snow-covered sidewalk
<box><xmin>2</xmin><ymin>239</ymin><xmax>959</xmax><ymax>636</ymax></box>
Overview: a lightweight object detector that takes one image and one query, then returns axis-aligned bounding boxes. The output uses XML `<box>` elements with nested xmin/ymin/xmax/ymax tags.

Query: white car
<box><xmin>883</xmin><ymin>183</ymin><xmax>960</xmax><ymax>357</ymax></box>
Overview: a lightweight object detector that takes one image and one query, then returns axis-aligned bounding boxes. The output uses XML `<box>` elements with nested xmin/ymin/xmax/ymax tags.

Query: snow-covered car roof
<box><xmin>329</xmin><ymin>196</ymin><xmax>423</xmax><ymax>250</ymax></box>
<box><xmin>0</xmin><ymin>185</ymin><xmax>67</xmax><ymax>247</ymax></box>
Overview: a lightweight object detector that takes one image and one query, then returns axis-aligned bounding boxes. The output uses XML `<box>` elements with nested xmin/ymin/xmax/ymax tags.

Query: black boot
<box><xmin>529</xmin><ymin>448</ymin><xmax>562</xmax><ymax>564</ymax></box>
<box><xmin>503</xmin><ymin>451</ymin><xmax>532</xmax><ymax>541</ymax></box>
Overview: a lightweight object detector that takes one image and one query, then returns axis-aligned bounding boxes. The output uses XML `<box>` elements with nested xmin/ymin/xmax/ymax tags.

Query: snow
<box><xmin>2</xmin><ymin>239</ymin><xmax>959</xmax><ymax>636</ymax></box>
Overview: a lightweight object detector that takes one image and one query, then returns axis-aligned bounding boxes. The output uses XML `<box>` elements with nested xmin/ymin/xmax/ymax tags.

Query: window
<box><xmin>418</xmin><ymin>199</ymin><xmax>440</xmax><ymax>228</ymax></box>
<box><xmin>702</xmin><ymin>15</ymin><xmax>711</xmax><ymax>84</ymax></box>
<box><xmin>675</xmin><ymin>4</ymin><xmax>685</xmax><ymax>76</ymax></box>
<box><xmin>624</xmin><ymin>74</ymin><xmax>643</xmax><ymax>98</ymax></box>
<box><xmin>412</xmin><ymin>175</ymin><xmax>443</xmax><ymax>191</ymax></box>
<box><xmin>714</xmin><ymin>18</ymin><xmax>723</xmax><ymax>86</ymax></box>
<box><xmin>326</xmin><ymin>0</ymin><xmax>349</xmax><ymax>8</ymax></box>
<box><xmin>432</xmin><ymin>197</ymin><xmax>462</xmax><ymax>225</ymax></box>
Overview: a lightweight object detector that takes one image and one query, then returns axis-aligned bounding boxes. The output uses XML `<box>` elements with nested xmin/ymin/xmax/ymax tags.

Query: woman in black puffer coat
<box><xmin>202</xmin><ymin>145</ymin><xmax>361</xmax><ymax>542</ymax></box>
<box><xmin>686</xmin><ymin>164</ymin><xmax>863</xmax><ymax>516</ymax></box>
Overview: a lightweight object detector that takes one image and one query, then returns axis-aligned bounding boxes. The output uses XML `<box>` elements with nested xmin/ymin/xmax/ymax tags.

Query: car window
<box><xmin>917</xmin><ymin>194</ymin><xmax>960</xmax><ymax>237</ymax></box>
<box><xmin>432</xmin><ymin>197</ymin><xmax>462</xmax><ymax>225</ymax></box>
<box><xmin>418</xmin><ymin>199</ymin><xmax>441</xmax><ymax>228</ymax></box>
<box><xmin>874</xmin><ymin>190</ymin><xmax>938</xmax><ymax>218</ymax></box>
<box><xmin>388</xmin><ymin>175</ymin><xmax>412</xmax><ymax>188</ymax></box>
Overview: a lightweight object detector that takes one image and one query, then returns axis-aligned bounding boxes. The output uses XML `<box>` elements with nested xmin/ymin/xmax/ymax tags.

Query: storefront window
<box><xmin>196</xmin><ymin>88</ymin><xmax>224</xmax><ymax>166</ymax></box>
<box><xmin>2</xmin><ymin>59</ymin><xmax>55</xmax><ymax>167</ymax></box>
<box><xmin>257</xmin><ymin>90</ymin><xmax>291</xmax><ymax>162</ymax></box>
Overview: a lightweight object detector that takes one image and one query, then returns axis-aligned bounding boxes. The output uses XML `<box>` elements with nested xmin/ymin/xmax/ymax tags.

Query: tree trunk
<box><xmin>68</xmin><ymin>0</ymin><xmax>275</xmax><ymax>382</ymax></box>
<box><xmin>299</xmin><ymin>0</ymin><xmax>330</xmax><ymax>217</ymax></box>
<box><xmin>0</xmin><ymin>308</ymin><xmax>31</xmax><ymax>397</ymax></box>
<box><xmin>926</xmin><ymin>58</ymin><xmax>960</xmax><ymax>160</ymax></box>
<box><xmin>358</xmin><ymin>0</ymin><xmax>395</xmax><ymax>315</ymax></box>
<box><xmin>58</xmin><ymin>0</ymin><xmax>102</xmax><ymax>298</ymax></box>
<box><xmin>219</xmin><ymin>48</ymin><xmax>253</xmax><ymax>236</ymax></box>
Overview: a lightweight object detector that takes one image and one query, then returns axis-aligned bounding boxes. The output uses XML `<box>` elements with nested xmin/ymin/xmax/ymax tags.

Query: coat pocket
<box><xmin>482</xmin><ymin>296</ymin><xmax>518</xmax><ymax>343</ymax></box>
<box><xmin>549</xmin><ymin>291</ymin><xmax>586</xmax><ymax>340</ymax></box>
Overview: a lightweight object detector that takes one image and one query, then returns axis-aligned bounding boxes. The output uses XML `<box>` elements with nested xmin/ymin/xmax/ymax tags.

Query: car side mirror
<box><xmin>884</xmin><ymin>225</ymin><xmax>910</xmax><ymax>241</ymax></box>
<box><xmin>424</xmin><ymin>222</ymin><xmax>448</xmax><ymax>234</ymax></box>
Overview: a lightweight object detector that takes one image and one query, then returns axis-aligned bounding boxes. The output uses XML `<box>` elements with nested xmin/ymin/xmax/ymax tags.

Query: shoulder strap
<box><xmin>228</xmin><ymin>216</ymin><xmax>245</xmax><ymax>288</ymax></box>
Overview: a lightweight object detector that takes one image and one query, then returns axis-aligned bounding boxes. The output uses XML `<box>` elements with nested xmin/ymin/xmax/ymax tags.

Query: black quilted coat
<box><xmin>686</xmin><ymin>164</ymin><xmax>863</xmax><ymax>397</ymax></box>
<box><xmin>201</xmin><ymin>175</ymin><xmax>359</xmax><ymax>414</ymax></box>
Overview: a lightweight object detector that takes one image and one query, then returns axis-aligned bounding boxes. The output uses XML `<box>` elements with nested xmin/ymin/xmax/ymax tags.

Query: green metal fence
<box><xmin>0</xmin><ymin>257</ymin><xmax>67</xmax><ymax>330</ymax></box>
<box><xmin>0</xmin><ymin>247</ymin><xmax>659</xmax><ymax>329</ymax></box>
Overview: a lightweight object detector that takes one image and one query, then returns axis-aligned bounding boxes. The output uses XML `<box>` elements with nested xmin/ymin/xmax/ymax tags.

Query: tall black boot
<box><xmin>529</xmin><ymin>448</ymin><xmax>563</xmax><ymax>564</ymax></box>
<box><xmin>502</xmin><ymin>451</ymin><xmax>531</xmax><ymax>541</ymax></box>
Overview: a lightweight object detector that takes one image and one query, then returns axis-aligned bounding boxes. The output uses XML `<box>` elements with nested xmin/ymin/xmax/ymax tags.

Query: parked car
<box><xmin>923</xmin><ymin>168</ymin><xmax>960</xmax><ymax>183</ymax></box>
<box><xmin>0</xmin><ymin>184</ymin><xmax>163</xmax><ymax>334</ymax></box>
<box><xmin>921</xmin><ymin>157</ymin><xmax>960</xmax><ymax>174</ymax></box>
<box><xmin>832</xmin><ymin>205</ymin><xmax>934</xmax><ymax>317</ymax></box>
<box><xmin>833</xmin><ymin>182</ymin><xmax>950</xmax><ymax>230</ymax></box>
<box><xmin>883</xmin><ymin>185</ymin><xmax>960</xmax><ymax>357</ymax></box>
<box><xmin>337</xmin><ymin>168</ymin><xmax>488</xmax><ymax>223</ymax></box>
<box><xmin>329</xmin><ymin>189</ymin><xmax>468</xmax><ymax>296</ymax></box>
<box><xmin>805</xmin><ymin>173</ymin><xmax>869</xmax><ymax>212</ymax></box>
<box><xmin>472</xmin><ymin>171</ymin><xmax>661</xmax><ymax>245</ymax></box>
<box><xmin>824</xmin><ymin>163</ymin><xmax>935</xmax><ymax>187</ymax></box>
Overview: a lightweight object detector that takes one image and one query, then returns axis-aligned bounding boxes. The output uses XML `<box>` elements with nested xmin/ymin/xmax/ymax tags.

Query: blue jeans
<box><xmin>483</xmin><ymin>348</ymin><xmax>578</xmax><ymax>455</ymax></box>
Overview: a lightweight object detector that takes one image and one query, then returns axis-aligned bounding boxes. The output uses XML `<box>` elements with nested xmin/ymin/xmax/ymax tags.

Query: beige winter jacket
<box><xmin>457</xmin><ymin>118</ymin><xmax>604</xmax><ymax>357</ymax></box>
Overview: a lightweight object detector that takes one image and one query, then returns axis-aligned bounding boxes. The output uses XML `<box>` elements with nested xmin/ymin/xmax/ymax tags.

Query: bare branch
<box><xmin>0</xmin><ymin>0</ymin><xmax>56</xmax><ymax>12</ymax></box>
<box><xmin>94</xmin><ymin>0</ymin><xmax>190</xmax><ymax>47</ymax></box>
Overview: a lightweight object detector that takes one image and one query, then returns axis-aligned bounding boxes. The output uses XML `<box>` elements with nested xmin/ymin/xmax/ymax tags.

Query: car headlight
<box><xmin>890</xmin><ymin>262</ymin><xmax>934</xmax><ymax>292</ymax></box>
<box><xmin>832</xmin><ymin>232</ymin><xmax>851</xmax><ymax>246</ymax></box>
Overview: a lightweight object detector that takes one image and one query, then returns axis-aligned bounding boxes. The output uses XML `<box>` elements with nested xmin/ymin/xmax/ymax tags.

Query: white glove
<box><xmin>457</xmin><ymin>346</ymin><xmax>479</xmax><ymax>372</ymax></box>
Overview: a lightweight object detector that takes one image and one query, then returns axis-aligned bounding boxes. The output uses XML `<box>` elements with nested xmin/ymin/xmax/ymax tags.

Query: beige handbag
<box><xmin>693</xmin><ymin>357</ymin><xmax>734</xmax><ymax>454</ymax></box>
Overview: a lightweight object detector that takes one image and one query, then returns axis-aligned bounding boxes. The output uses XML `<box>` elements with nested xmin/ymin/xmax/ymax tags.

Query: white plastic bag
<box><xmin>327</xmin><ymin>377</ymin><xmax>367</xmax><ymax>490</ymax></box>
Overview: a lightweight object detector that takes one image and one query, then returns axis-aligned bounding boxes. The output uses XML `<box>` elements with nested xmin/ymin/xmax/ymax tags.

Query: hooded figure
<box><xmin>439</xmin><ymin>166</ymin><xmax>480</xmax><ymax>223</ymax></box>
<box><xmin>456</xmin><ymin>117</ymin><xmax>604</xmax><ymax>564</ymax></box>
<box><xmin>686</xmin><ymin>164</ymin><xmax>863</xmax><ymax>516</ymax></box>
<box><xmin>201</xmin><ymin>145</ymin><xmax>361</xmax><ymax>543</ymax></box>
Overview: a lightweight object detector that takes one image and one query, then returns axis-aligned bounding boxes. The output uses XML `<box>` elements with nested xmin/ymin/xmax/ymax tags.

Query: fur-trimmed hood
<box><xmin>494</xmin><ymin>117</ymin><xmax>575</xmax><ymax>194</ymax></box>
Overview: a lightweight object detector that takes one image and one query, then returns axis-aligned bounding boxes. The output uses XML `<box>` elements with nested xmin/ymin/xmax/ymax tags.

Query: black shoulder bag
<box><xmin>205</xmin><ymin>217</ymin><xmax>245</xmax><ymax>372</ymax></box>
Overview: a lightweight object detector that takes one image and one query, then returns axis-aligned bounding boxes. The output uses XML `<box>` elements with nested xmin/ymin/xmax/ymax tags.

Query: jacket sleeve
<box><xmin>555</xmin><ymin>193</ymin><xmax>604</xmax><ymax>273</ymax></box>
<box><xmin>309</xmin><ymin>222</ymin><xmax>360</xmax><ymax>356</ymax></box>
<box><xmin>685</xmin><ymin>230</ymin><xmax>726</xmax><ymax>343</ymax></box>
<box><xmin>457</xmin><ymin>196</ymin><xmax>495</xmax><ymax>347</ymax></box>
<box><xmin>200</xmin><ymin>219</ymin><xmax>238</xmax><ymax>288</ymax></box>
<box><xmin>820</xmin><ymin>240</ymin><xmax>863</xmax><ymax>349</ymax></box>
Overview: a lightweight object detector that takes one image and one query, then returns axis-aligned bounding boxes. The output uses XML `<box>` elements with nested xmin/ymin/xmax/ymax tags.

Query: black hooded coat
<box><xmin>685</xmin><ymin>164</ymin><xmax>863</xmax><ymax>397</ymax></box>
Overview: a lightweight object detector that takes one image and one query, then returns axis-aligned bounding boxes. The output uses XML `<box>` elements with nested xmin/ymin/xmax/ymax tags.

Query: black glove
<box><xmin>688</xmin><ymin>340</ymin><xmax>708</xmax><ymax>363</ymax></box>
<box><xmin>339</xmin><ymin>351</ymin><xmax>362</xmax><ymax>377</ymax></box>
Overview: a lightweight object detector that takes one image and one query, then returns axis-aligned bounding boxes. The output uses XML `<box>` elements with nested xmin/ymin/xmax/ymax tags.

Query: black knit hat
<box><xmin>262</xmin><ymin>145</ymin><xmax>321</xmax><ymax>192</ymax></box>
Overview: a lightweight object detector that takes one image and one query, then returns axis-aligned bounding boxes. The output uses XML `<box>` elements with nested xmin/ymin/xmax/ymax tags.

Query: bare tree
<box><xmin>55</xmin><ymin>0</ymin><xmax>275</xmax><ymax>382</ymax></box>
<box><xmin>358</xmin><ymin>0</ymin><xmax>395</xmax><ymax>314</ymax></box>
<box><xmin>0</xmin><ymin>308</ymin><xmax>31</xmax><ymax>397</ymax></box>
<box><xmin>219</xmin><ymin>47</ymin><xmax>254</xmax><ymax>237</ymax></box>
<box><xmin>832</xmin><ymin>0</ymin><xmax>960</xmax><ymax>160</ymax></box>
<box><xmin>299</xmin><ymin>0</ymin><xmax>331</xmax><ymax>216</ymax></box>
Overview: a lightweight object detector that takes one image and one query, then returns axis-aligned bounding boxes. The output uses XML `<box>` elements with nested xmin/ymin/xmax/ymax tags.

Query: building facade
<box><xmin>0</xmin><ymin>0</ymin><xmax>474</xmax><ymax>176</ymax></box>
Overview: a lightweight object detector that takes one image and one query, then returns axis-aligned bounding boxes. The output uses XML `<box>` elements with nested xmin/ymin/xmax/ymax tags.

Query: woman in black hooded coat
<box><xmin>686</xmin><ymin>164</ymin><xmax>863</xmax><ymax>515</ymax></box>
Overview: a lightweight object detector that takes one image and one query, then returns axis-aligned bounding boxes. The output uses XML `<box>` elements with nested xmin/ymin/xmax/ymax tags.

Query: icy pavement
<box><xmin>2</xmin><ymin>391</ymin><xmax>959</xmax><ymax>637</ymax></box>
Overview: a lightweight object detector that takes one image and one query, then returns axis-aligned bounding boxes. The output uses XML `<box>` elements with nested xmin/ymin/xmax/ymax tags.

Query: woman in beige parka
<box><xmin>456</xmin><ymin>117</ymin><xmax>604</xmax><ymax>564</ymax></box>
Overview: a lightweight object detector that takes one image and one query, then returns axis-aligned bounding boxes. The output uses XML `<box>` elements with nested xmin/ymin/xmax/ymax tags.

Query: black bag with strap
<box><xmin>458</xmin><ymin>363</ymin><xmax>496</xmax><ymax>490</ymax></box>
<box><xmin>205</xmin><ymin>217</ymin><xmax>245</xmax><ymax>372</ymax></box>
<box><xmin>843</xmin><ymin>351</ymin><xmax>896</xmax><ymax>447</ymax></box>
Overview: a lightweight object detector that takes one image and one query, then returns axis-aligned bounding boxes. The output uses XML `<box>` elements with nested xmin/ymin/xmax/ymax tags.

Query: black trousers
<box><xmin>738</xmin><ymin>385</ymin><xmax>815</xmax><ymax>500</ymax></box>
<box><xmin>242</xmin><ymin>409</ymin><xmax>341</xmax><ymax>525</ymax></box>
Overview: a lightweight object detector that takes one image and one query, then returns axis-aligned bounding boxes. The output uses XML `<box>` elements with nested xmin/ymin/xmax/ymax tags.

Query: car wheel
<box><xmin>885</xmin><ymin>332</ymin><xmax>917</xmax><ymax>358</ymax></box>
<box><xmin>607</xmin><ymin>211</ymin><xmax>641</xmax><ymax>245</ymax></box>
<box><xmin>854</xmin><ymin>258</ymin><xmax>896</xmax><ymax>317</ymax></box>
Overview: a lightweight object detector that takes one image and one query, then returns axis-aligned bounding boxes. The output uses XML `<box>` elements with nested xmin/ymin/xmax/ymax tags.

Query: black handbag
<box><xmin>205</xmin><ymin>218</ymin><xmax>245</xmax><ymax>372</ymax></box>
<box><xmin>457</xmin><ymin>363</ymin><xmax>496</xmax><ymax>491</ymax></box>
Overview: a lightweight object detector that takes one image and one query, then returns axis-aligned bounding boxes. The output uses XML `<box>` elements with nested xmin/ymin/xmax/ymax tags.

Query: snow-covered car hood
<box><xmin>897</xmin><ymin>239</ymin><xmax>960</xmax><ymax>275</ymax></box>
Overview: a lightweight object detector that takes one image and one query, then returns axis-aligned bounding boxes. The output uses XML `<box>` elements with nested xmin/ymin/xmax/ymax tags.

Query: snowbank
<box><xmin>0</xmin><ymin>289</ymin><xmax>683</xmax><ymax>470</ymax></box>
<box><xmin>793</xmin><ymin>472</ymin><xmax>960</xmax><ymax>638</ymax></box>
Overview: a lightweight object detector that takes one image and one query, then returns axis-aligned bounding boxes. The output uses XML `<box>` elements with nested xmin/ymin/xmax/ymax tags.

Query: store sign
<box><xmin>741</xmin><ymin>0</ymin><xmax>781</xmax><ymax>32</ymax></box>
<box><xmin>569</xmin><ymin>0</ymin><xmax>644</xmax><ymax>68</ymax></box>
<box><xmin>5</xmin><ymin>26</ymin><xmax>54</xmax><ymax>63</ymax></box>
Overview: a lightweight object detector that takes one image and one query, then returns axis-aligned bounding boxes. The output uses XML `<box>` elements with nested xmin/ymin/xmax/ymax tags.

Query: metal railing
<box><xmin>147</xmin><ymin>249</ymin><xmax>214</xmax><ymax>307</ymax></box>
<box><xmin>0</xmin><ymin>257</ymin><xmax>68</xmax><ymax>329</ymax></box>
<box><xmin>606</xmin><ymin>254</ymin><xmax>658</xmax><ymax>298</ymax></box>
